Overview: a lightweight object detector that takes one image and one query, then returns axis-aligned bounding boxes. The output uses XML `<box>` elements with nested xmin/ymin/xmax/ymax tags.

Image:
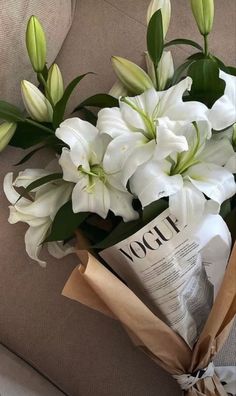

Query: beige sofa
<box><xmin>0</xmin><ymin>1</ymin><xmax>236</xmax><ymax>395</ymax></box>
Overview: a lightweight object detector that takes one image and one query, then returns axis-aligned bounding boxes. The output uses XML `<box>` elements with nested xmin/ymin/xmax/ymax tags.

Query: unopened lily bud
<box><xmin>21</xmin><ymin>80</ymin><xmax>53</xmax><ymax>122</ymax></box>
<box><xmin>0</xmin><ymin>122</ymin><xmax>16</xmax><ymax>151</ymax></box>
<box><xmin>145</xmin><ymin>51</ymin><xmax>174</xmax><ymax>90</ymax></box>
<box><xmin>147</xmin><ymin>0</ymin><xmax>171</xmax><ymax>38</ymax></box>
<box><xmin>111</xmin><ymin>56</ymin><xmax>153</xmax><ymax>95</ymax></box>
<box><xmin>26</xmin><ymin>15</ymin><xmax>46</xmax><ymax>72</ymax></box>
<box><xmin>47</xmin><ymin>64</ymin><xmax>64</xmax><ymax>105</ymax></box>
<box><xmin>157</xmin><ymin>50</ymin><xmax>174</xmax><ymax>90</ymax></box>
<box><xmin>145</xmin><ymin>51</ymin><xmax>156</xmax><ymax>86</ymax></box>
<box><xmin>191</xmin><ymin>0</ymin><xmax>214</xmax><ymax>36</ymax></box>
<box><xmin>109</xmin><ymin>80</ymin><xmax>129</xmax><ymax>98</ymax></box>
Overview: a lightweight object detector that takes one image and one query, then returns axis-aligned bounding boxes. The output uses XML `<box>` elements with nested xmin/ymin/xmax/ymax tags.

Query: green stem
<box><xmin>38</xmin><ymin>73</ymin><xmax>54</xmax><ymax>107</ymax></box>
<box><xmin>154</xmin><ymin>63</ymin><xmax>159</xmax><ymax>91</ymax></box>
<box><xmin>25</xmin><ymin>118</ymin><xmax>54</xmax><ymax>134</ymax></box>
<box><xmin>203</xmin><ymin>34</ymin><xmax>209</xmax><ymax>57</ymax></box>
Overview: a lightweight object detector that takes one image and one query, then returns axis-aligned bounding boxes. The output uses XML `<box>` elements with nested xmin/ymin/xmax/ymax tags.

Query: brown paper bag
<box><xmin>62</xmin><ymin>243</ymin><xmax>236</xmax><ymax>396</ymax></box>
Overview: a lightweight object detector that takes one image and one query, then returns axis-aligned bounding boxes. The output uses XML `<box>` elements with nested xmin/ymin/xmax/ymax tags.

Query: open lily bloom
<box><xmin>56</xmin><ymin>118</ymin><xmax>138</xmax><ymax>222</ymax></box>
<box><xmin>209</xmin><ymin>70</ymin><xmax>236</xmax><ymax>131</ymax></box>
<box><xmin>98</xmin><ymin>77</ymin><xmax>208</xmax><ymax>185</ymax></box>
<box><xmin>130</xmin><ymin>121</ymin><xmax>236</xmax><ymax>224</ymax></box>
<box><xmin>211</xmin><ymin>124</ymin><xmax>236</xmax><ymax>174</ymax></box>
<box><xmin>3</xmin><ymin>170</ymin><xmax>73</xmax><ymax>266</ymax></box>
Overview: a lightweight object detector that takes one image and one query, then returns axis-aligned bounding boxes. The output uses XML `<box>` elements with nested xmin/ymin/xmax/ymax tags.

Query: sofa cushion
<box><xmin>0</xmin><ymin>0</ymin><xmax>75</xmax><ymax>107</ymax></box>
<box><xmin>0</xmin><ymin>344</ymin><xmax>64</xmax><ymax>396</ymax></box>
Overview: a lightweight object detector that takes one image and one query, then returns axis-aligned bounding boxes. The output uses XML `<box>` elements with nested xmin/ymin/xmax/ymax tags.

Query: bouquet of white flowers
<box><xmin>1</xmin><ymin>1</ymin><xmax>236</xmax><ymax>395</ymax></box>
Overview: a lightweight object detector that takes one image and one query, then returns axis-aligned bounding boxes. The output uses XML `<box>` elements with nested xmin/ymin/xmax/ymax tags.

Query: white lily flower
<box><xmin>208</xmin><ymin>71</ymin><xmax>236</xmax><ymax>130</ymax></box>
<box><xmin>55</xmin><ymin>118</ymin><xmax>138</xmax><ymax>222</ymax></box>
<box><xmin>98</xmin><ymin>77</ymin><xmax>208</xmax><ymax>184</ymax></box>
<box><xmin>147</xmin><ymin>0</ymin><xmax>171</xmax><ymax>38</ymax></box>
<box><xmin>209</xmin><ymin>124</ymin><xmax>236</xmax><ymax>173</ymax></box>
<box><xmin>130</xmin><ymin>120</ymin><xmax>236</xmax><ymax>224</ymax></box>
<box><xmin>3</xmin><ymin>170</ymin><xmax>73</xmax><ymax>266</ymax></box>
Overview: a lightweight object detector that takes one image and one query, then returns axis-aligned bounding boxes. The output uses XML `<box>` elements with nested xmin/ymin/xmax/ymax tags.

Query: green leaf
<box><xmin>210</xmin><ymin>55</ymin><xmax>226</xmax><ymax>70</ymax></box>
<box><xmin>187</xmin><ymin>52</ymin><xmax>205</xmax><ymax>61</ymax></box>
<box><xmin>147</xmin><ymin>10</ymin><xmax>164</xmax><ymax>66</ymax></box>
<box><xmin>94</xmin><ymin>199</ymin><xmax>168</xmax><ymax>249</ymax></box>
<box><xmin>44</xmin><ymin>200</ymin><xmax>88</xmax><ymax>242</ymax></box>
<box><xmin>14</xmin><ymin>146</ymin><xmax>46</xmax><ymax>165</ymax></box>
<box><xmin>187</xmin><ymin>58</ymin><xmax>226</xmax><ymax>108</ymax></box>
<box><xmin>171</xmin><ymin>59</ymin><xmax>195</xmax><ymax>84</ymax></box>
<box><xmin>74</xmin><ymin>93</ymin><xmax>118</xmax><ymax>112</ymax></box>
<box><xmin>9</xmin><ymin>121</ymin><xmax>52</xmax><ymax>149</ymax></box>
<box><xmin>164</xmin><ymin>38</ymin><xmax>203</xmax><ymax>51</ymax></box>
<box><xmin>25</xmin><ymin>173</ymin><xmax>63</xmax><ymax>193</ymax></box>
<box><xmin>0</xmin><ymin>101</ymin><xmax>25</xmax><ymax>122</ymax></box>
<box><xmin>219</xmin><ymin>199</ymin><xmax>231</xmax><ymax>219</ymax></box>
<box><xmin>227</xmin><ymin>66</ymin><xmax>236</xmax><ymax>76</ymax></box>
<box><xmin>142</xmin><ymin>199</ymin><xmax>168</xmax><ymax>223</ymax></box>
<box><xmin>53</xmin><ymin>73</ymin><xmax>92</xmax><ymax>128</ymax></box>
<box><xmin>78</xmin><ymin>108</ymin><xmax>97</xmax><ymax>126</ymax></box>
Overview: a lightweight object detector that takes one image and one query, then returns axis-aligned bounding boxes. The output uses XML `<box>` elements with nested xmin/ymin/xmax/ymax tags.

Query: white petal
<box><xmin>119</xmin><ymin>88</ymin><xmax>160</xmax><ymax>130</ymax></box>
<box><xmin>8</xmin><ymin>206</ymin><xmax>47</xmax><ymax>226</ymax></box>
<box><xmin>187</xmin><ymin>163</ymin><xmax>236</xmax><ymax>204</ymax></box>
<box><xmin>3</xmin><ymin>172</ymin><xmax>21</xmax><ymax>204</ymax></box>
<box><xmin>103</xmin><ymin>133</ymin><xmax>155</xmax><ymax>184</ymax></box>
<box><xmin>89</xmin><ymin>134</ymin><xmax>108</xmax><ymax>166</ymax></box>
<box><xmin>14</xmin><ymin>169</ymin><xmax>53</xmax><ymax>190</ymax></box>
<box><xmin>158</xmin><ymin>77</ymin><xmax>208</xmax><ymax>122</ymax></box>
<box><xmin>56</xmin><ymin>117</ymin><xmax>98</xmax><ymax>148</ymax></box>
<box><xmin>97</xmin><ymin>107</ymin><xmax>131</xmax><ymax>138</ymax></box>
<box><xmin>169</xmin><ymin>181</ymin><xmax>206</xmax><ymax>225</ymax></box>
<box><xmin>25</xmin><ymin>223</ymin><xmax>51</xmax><ymax>266</ymax></box>
<box><xmin>154</xmin><ymin>123</ymin><xmax>188</xmax><ymax>160</ymax></box>
<box><xmin>47</xmin><ymin>241</ymin><xmax>75</xmax><ymax>259</ymax></box>
<box><xmin>130</xmin><ymin>160</ymin><xmax>183</xmax><ymax>207</ymax></box>
<box><xmin>59</xmin><ymin>148</ymin><xmax>80</xmax><ymax>183</ymax></box>
<box><xmin>72</xmin><ymin>177</ymin><xmax>110</xmax><ymax>219</ymax></box>
<box><xmin>199</xmin><ymin>137</ymin><xmax>235</xmax><ymax>166</ymax></box>
<box><xmin>208</xmin><ymin>71</ymin><xmax>236</xmax><ymax>130</ymax></box>
<box><xmin>225</xmin><ymin>153</ymin><xmax>236</xmax><ymax>173</ymax></box>
<box><xmin>108</xmin><ymin>187</ymin><xmax>138</xmax><ymax>222</ymax></box>
<box><xmin>32</xmin><ymin>183</ymin><xmax>72</xmax><ymax>218</ymax></box>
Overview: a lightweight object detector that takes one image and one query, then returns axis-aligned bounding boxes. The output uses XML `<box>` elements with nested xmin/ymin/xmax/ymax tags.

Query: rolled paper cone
<box><xmin>62</xmin><ymin>242</ymin><xmax>236</xmax><ymax>396</ymax></box>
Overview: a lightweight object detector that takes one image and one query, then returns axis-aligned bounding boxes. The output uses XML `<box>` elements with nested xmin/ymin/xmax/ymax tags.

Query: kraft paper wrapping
<box><xmin>62</xmin><ymin>243</ymin><xmax>236</xmax><ymax>396</ymax></box>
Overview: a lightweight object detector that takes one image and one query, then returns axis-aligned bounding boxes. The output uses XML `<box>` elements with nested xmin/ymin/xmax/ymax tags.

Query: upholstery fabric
<box><xmin>0</xmin><ymin>344</ymin><xmax>64</xmax><ymax>396</ymax></box>
<box><xmin>0</xmin><ymin>1</ymin><xmax>235</xmax><ymax>395</ymax></box>
<box><xmin>0</xmin><ymin>0</ymin><xmax>75</xmax><ymax>107</ymax></box>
